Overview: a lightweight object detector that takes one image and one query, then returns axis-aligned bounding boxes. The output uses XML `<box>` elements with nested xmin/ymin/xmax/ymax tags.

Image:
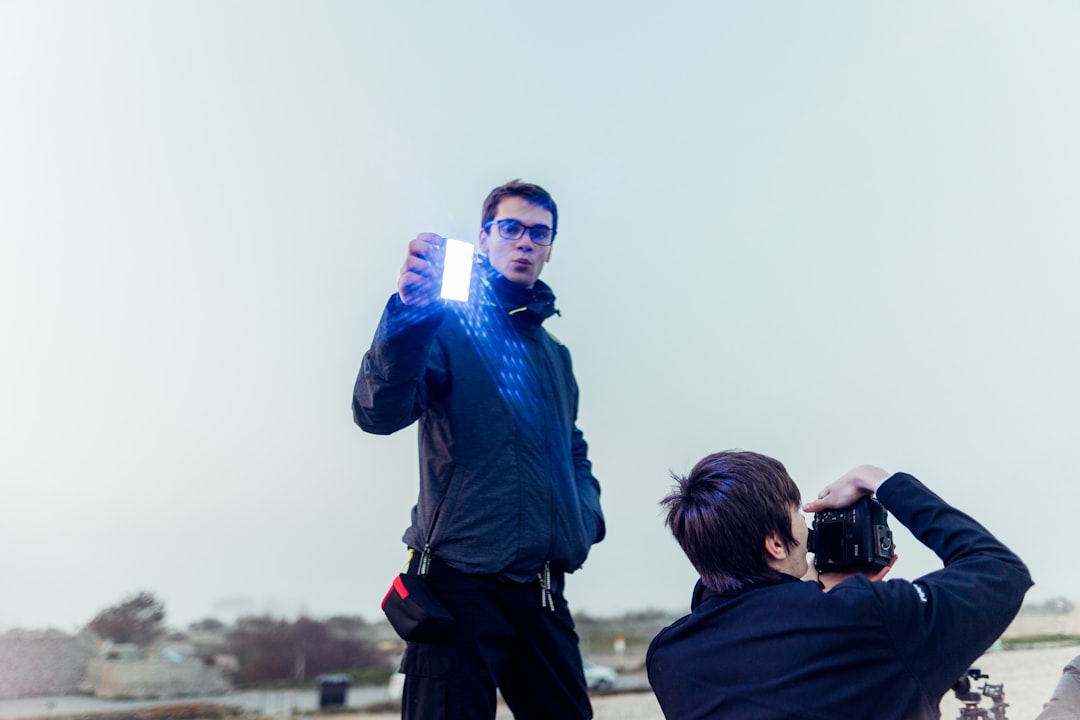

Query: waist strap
<box><xmin>405</xmin><ymin>548</ymin><xmax>562</xmax><ymax>608</ymax></box>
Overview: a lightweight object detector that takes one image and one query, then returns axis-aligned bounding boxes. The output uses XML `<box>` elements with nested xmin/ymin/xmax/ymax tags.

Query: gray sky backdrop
<box><xmin>2</xmin><ymin>1</ymin><xmax>1078</xmax><ymax>632</ymax></box>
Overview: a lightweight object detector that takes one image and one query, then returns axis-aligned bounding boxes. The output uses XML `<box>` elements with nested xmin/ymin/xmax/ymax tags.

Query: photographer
<box><xmin>646</xmin><ymin>450</ymin><xmax>1032</xmax><ymax>720</ymax></box>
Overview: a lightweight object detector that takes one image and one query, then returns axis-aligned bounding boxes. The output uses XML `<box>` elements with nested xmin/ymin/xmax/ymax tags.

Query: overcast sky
<box><xmin>2</xmin><ymin>1</ymin><xmax>1078</xmax><ymax>633</ymax></box>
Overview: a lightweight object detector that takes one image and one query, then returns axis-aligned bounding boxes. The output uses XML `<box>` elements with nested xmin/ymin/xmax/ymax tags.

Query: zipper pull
<box><xmin>540</xmin><ymin>561</ymin><xmax>553</xmax><ymax>610</ymax></box>
<box><xmin>420</xmin><ymin>545</ymin><xmax>431</xmax><ymax>576</ymax></box>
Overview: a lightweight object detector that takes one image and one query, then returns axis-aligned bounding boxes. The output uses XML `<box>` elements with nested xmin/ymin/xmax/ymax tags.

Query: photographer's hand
<box><xmin>802</xmin><ymin>464</ymin><xmax>890</xmax><ymax>513</ymax></box>
<box><xmin>817</xmin><ymin>554</ymin><xmax>899</xmax><ymax>592</ymax></box>
<box><xmin>864</xmin><ymin>552</ymin><xmax>898</xmax><ymax>582</ymax></box>
<box><xmin>398</xmin><ymin>233</ymin><xmax>445</xmax><ymax>307</ymax></box>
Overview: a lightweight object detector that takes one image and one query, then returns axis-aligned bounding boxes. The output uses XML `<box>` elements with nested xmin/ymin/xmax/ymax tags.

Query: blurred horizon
<box><xmin>3</xmin><ymin>591</ymin><xmax>1075</xmax><ymax>637</ymax></box>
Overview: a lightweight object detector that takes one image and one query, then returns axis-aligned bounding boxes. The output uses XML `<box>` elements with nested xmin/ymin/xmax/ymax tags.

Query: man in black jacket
<box><xmin>354</xmin><ymin>180</ymin><xmax>604</xmax><ymax>719</ymax></box>
<box><xmin>647</xmin><ymin>450</ymin><xmax>1031</xmax><ymax>720</ymax></box>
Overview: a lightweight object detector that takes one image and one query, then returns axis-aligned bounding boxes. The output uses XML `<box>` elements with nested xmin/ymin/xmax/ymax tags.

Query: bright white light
<box><xmin>440</xmin><ymin>238</ymin><xmax>474</xmax><ymax>302</ymax></box>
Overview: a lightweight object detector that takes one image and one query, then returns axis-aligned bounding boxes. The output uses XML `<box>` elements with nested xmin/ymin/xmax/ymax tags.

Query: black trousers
<box><xmin>399</xmin><ymin>555</ymin><xmax>592</xmax><ymax>720</ymax></box>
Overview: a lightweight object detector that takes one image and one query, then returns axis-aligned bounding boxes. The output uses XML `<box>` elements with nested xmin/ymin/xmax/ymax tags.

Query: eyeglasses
<box><xmin>484</xmin><ymin>218</ymin><xmax>556</xmax><ymax>246</ymax></box>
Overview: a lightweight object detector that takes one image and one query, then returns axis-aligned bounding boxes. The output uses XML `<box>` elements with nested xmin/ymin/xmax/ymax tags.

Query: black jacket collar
<box><xmin>691</xmin><ymin>573</ymin><xmax>805</xmax><ymax>610</ymax></box>
<box><xmin>477</xmin><ymin>255</ymin><xmax>559</xmax><ymax>324</ymax></box>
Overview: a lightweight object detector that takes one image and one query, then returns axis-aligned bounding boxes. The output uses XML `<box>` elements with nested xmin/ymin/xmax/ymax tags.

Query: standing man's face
<box><xmin>478</xmin><ymin>196</ymin><xmax>554</xmax><ymax>288</ymax></box>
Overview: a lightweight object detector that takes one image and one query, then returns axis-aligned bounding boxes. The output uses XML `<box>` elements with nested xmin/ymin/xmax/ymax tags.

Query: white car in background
<box><xmin>583</xmin><ymin>661</ymin><xmax>619</xmax><ymax>691</ymax></box>
<box><xmin>387</xmin><ymin>671</ymin><xmax>405</xmax><ymax>701</ymax></box>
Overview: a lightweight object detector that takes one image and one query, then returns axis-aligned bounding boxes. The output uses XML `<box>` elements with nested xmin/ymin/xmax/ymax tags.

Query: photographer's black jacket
<box><xmin>646</xmin><ymin>473</ymin><xmax>1031</xmax><ymax>720</ymax></box>
<box><xmin>353</xmin><ymin>258</ymin><xmax>604</xmax><ymax>580</ymax></box>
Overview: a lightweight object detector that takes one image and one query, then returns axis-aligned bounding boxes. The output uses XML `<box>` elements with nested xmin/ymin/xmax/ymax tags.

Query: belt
<box><xmin>404</xmin><ymin>548</ymin><xmax>561</xmax><ymax>610</ymax></box>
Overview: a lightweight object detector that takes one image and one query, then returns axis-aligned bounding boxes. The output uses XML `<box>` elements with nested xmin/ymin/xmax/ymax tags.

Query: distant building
<box><xmin>79</xmin><ymin>640</ymin><xmax>231</xmax><ymax>699</ymax></box>
<box><xmin>0</xmin><ymin>629</ymin><xmax>97</xmax><ymax>699</ymax></box>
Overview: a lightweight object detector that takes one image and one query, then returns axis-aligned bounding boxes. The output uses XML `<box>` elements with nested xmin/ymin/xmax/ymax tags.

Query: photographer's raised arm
<box><xmin>869</xmin><ymin>474</ymin><xmax>1032</xmax><ymax>702</ymax></box>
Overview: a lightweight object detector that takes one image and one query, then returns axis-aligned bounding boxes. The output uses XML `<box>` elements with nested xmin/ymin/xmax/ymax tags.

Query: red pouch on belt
<box><xmin>381</xmin><ymin>573</ymin><xmax>456</xmax><ymax>643</ymax></box>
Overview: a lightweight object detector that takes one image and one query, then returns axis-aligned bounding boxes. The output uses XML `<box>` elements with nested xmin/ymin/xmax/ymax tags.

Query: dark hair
<box><xmin>480</xmin><ymin>179</ymin><xmax>558</xmax><ymax>235</ymax></box>
<box><xmin>661</xmin><ymin>450</ymin><xmax>802</xmax><ymax>593</ymax></box>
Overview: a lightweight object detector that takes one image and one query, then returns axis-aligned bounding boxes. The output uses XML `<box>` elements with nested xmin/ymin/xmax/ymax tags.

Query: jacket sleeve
<box><xmin>572</xmin><ymin>423</ymin><xmax>605</xmax><ymax>544</ymax></box>
<box><xmin>563</xmin><ymin>344</ymin><xmax>604</xmax><ymax>545</ymax></box>
<box><xmin>869</xmin><ymin>473</ymin><xmax>1032</xmax><ymax>701</ymax></box>
<box><xmin>352</xmin><ymin>295</ymin><xmax>445</xmax><ymax>435</ymax></box>
<box><xmin>1035</xmin><ymin>656</ymin><xmax>1080</xmax><ymax>720</ymax></box>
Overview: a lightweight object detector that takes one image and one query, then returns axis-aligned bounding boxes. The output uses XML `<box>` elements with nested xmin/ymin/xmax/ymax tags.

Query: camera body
<box><xmin>807</xmin><ymin>495</ymin><xmax>894</xmax><ymax>573</ymax></box>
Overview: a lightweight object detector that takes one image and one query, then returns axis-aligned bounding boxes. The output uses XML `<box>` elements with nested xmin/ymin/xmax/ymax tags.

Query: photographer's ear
<box><xmin>764</xmin><ymin>532</ymin><xmax>789</xmax><ymax>563</ymax></box>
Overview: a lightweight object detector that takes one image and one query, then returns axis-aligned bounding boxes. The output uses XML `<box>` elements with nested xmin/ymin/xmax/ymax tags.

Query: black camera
<box><xmin>806</xmin><ymin>495</ymin><xmax>894</xmax><ymax>573</ymax></box>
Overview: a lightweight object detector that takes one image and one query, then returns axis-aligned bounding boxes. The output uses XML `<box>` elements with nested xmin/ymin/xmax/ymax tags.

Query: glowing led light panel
<box><xmin>440</xmin><ymin>238</ymin><xmax>474</xmax><ymax>302</ymax></box>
